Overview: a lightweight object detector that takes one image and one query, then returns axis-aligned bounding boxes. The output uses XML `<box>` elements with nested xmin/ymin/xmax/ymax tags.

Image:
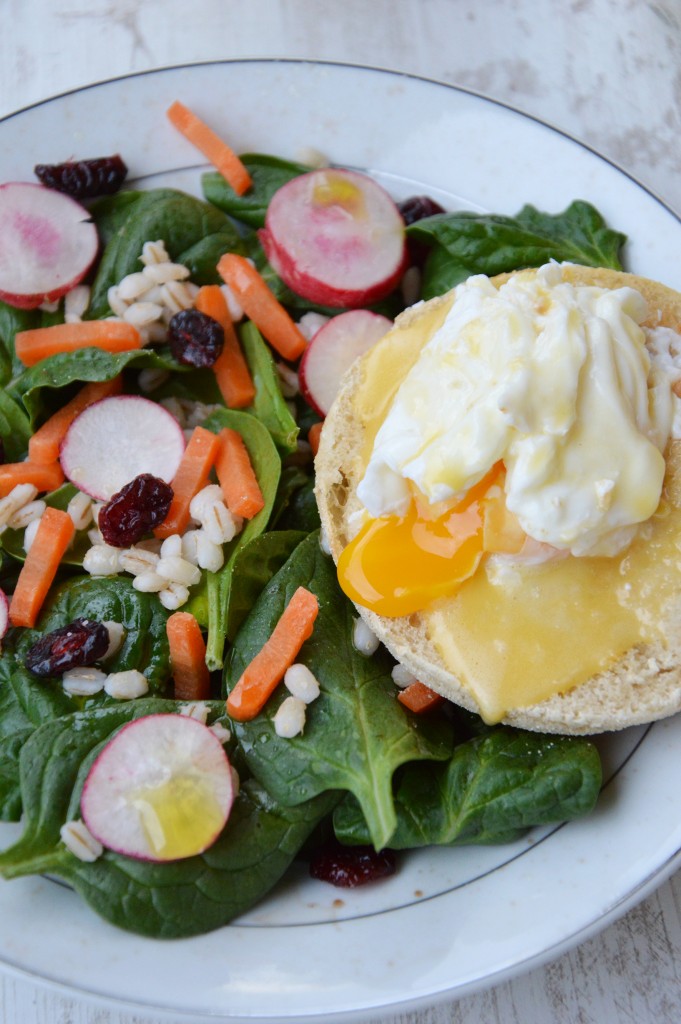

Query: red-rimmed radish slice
<box><xmin>259</xmin><ymin>169</ymin><xmax>407</xmax><ymax>308</ymax></box>
<box><xmin>0</xmin><ymin>182</ymin><xmax>98</xmax><ymax>309</ymax></box>
<box><xmin>0</xmin><ymin>589</ymin><xmax>8</xmax><ymax>640</ymax></box>
<box><xmin>60</xmin><ymin>395</ymin><xmax>185</xmax><ymax>501</ymax></box>
<box><xmin>299</xmin><ymin>309</ymin><xmax>392</xmax><ymax>417</ymax></box>
<box><xmin>80</xmin><ymin>713</ymin><xmax>235</xmax><ymax>862</ymax></box>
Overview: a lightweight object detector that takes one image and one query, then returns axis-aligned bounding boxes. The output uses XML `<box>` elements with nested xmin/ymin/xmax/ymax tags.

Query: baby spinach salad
<box><xmin>0</xmin><ymin>135</ymin><xmax>618</xmax><ymax>939</ymax></box>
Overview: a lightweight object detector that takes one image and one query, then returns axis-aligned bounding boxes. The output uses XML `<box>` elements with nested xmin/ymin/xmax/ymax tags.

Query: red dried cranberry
<box><xmin>25</xmin><ymin>618</ymin><xmax>109</xmax><ymax>677</ymax></box>
<box><xmin>34</xmin><ymin>155</ymin><xmax>128</xmax><ymax>198</ymax></box>
<box><xmin>398</xmin><ymin>195</ymin><xmax>446</xmax><ymax>226</ymax></box>
<box><xmin>168</xmin><ymin>309</ymin><xmax>224</xmax><ymax>369</ymax></box>
<box><xmin>309</xmin><ymin>841</ymin><xmax>397</xmax><ymax>888</ymax></box>
<box><xmin>99</xmin><ymin>473</ymin><xmax>173</xmax><ymax>548</ymax></box>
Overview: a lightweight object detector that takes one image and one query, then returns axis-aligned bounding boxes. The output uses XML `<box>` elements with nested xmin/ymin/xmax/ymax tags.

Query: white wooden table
<box><xmin>1</xmin><ymin>1</ymin><xmax>680</xmax><ymax>1021</ymax></box>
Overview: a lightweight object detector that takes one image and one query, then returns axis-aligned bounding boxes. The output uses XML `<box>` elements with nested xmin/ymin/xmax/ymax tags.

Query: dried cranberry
<box><xmin>99</xmin><ymin>473</ymin><xmax>173</xmax><ymax>548</ymax></box>
<box><xmin>309</xmin><ymin>841</ymin><xmax>397</xmax><ymax>888</ymax></box>
<box><xmin>168</xmin><ymin>309</ymin><xmax>224</xmax><ymax>369</ymax></box>
<box><xmin>34</xmin><ymin>155</ymin><xmax>128</xmax><ymax>198</ymax></box>
<box><xmin>25</xmin><ymin>618</ymin><xmax>109</xmax><ymax>677</ymax></box>
<box><xmin>398</xmin><ymin>195</ymin><xmax>446</xmax><ymax>226</ymax></box>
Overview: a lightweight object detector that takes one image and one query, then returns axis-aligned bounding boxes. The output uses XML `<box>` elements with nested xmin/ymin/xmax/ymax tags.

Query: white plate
<box><xmin>1</xmin><ymin>60</ymin><xmax>681</xmax><ymax>1023</ymax></box>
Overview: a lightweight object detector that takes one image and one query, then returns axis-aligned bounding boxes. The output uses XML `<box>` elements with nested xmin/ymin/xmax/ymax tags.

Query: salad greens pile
<box><xmin>0</xmin><ymin>152</ymin><xmax>619</xmax><ymax>938</ymax></box>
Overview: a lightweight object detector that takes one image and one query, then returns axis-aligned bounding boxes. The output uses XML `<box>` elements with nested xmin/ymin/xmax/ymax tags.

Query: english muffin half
<box><xmin>315</xmin><ymin>264</ymin><xmax>681</xmax><ymax>735</ymax></box>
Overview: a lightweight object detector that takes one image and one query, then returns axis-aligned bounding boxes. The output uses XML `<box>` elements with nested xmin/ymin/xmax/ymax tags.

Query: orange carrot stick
<box><xmin>9</xmin><ymin>507</ymin><xmax>75</xmax><ymax>628</ymax></box>
<box><xmin>194</xmin><ymin>285</ymin><xmax>255</xmax><ymax>408</ymax></box>
<box><xmin>214</xmin><ymin>427</ymin><xmax>264</xmax><ymax>520</ymax></box>
<box><xmin>29</xmin><ymin>376</ymin><xmax>123</xmax><ymax>465</ymax></box>
<box><xmin>166</xmin><ymin>611</ymin><xmax>211</xmax><ymax>701</ymax></box>
<box><xmin>15</xmin><ymin>321</ymin><xmax>142</xmax><ymax>367</ymax></box>
<box><xmin>167</xmin><ymin>101</ymin><xmax>252</xmax><ymax>196</ymax></box>
<box><xmin>226</xmin><ymin>586</ymin><xmax>319</xmax><ymax>721</ymax></box>
<box><xmin>154</xmin><ymin>425</ymin><xmax>221</xmax><ymax>539</ymax></box>
<box><xmin>0</xmin><ymin>460</ymin><xmax>65</xmax><ymax>498</ymax></box>
<box><xmin>217</xmin><ymin>254</ymin><xmax>307</xmax><ymax>361</ymax></box>
<box><xmin>308</xmin><ymin>421</ymin><xmax>323</xmax><ymax>457</ymax></box>
<box><xmin>397</xmin><ymin>681</ymin><xmax>445</xmax><ymax>714</ymax></box>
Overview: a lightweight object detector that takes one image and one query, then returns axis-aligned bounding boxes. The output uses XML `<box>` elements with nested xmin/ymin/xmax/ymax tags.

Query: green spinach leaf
<box><xmin>409</xmin><ymin>201</ymin><xmax>626</xmax><ymax>298</ymax></box>
<box><xmin>0</xmin><ymin>699</ymin><xmax>337</xmax><ymax>937</ymax></box>
<box><xmin>2</xmin><ymin>484</ymin><xmax>88</xmax><ymax>565</ymax></box>
<box><xmin>88</xmin><ymin>190</ymin><xmax>145</xmax><ymax>247</ymax></box>
<box><xmin>272</xmin><ymin>472</ymin><xmax>320</xmax><ymax>532</ymax></box>
<box><xmin>0</xmin><ymin>302</ymin><xmax>64</xmax><ymax>387</ymax></box>
<box><xmin>0</xmin><ymin>634</ymin><xmax>75</xmax><ymax>820</ymax></box>
<box><xmin>15</xmin><ymin>576</ymin><xmax>171</xmax><ymax>694</ymax></box>
<box><xmin>239</xmin><ymin>321</ymin><xmax>298</xmax><ymax>454</ymax></box>
<box><xmin>225</xmin><ymin>532</ymin><xmax>454</xmax><ymax>850</ymax></box>
<box><xmin>0</xmin><ymin>390</ymin><xmax>32</xmax><ymax>461</ymax></box>
<box><xmin>195</xmin><ymin>408</ymin><xmax>281</xmax><ymax>668</ymax></box>
<box><xmin>8</xmin><ymin>346</ymin><xmax>182</xmax><ymax>428</ymax></box>
<box><xmin>333</xmin><ymin>728</ymin><xmax>602</xmax><ymax>847</ymax></box>
<box><xmin>202</xmin><ymin>154</ymin><xmax>311</xmax><ymax>229</ymax></box>
<box><xmin>86</xmin><ymin>189</ymin><xmax>245</xmax><ymax>318</ymax></box>
<box><xmin>221</xmin><ymin>529</ymin><xmax>306</xmax><ymax>641</ymax></box>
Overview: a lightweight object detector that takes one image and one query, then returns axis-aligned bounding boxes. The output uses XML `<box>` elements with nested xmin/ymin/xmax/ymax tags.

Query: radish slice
<box><xmin>259</xmin><ymin>169</ymin><xmax>407</xmax><ymax>308</ymax></box>
<box><xmin>299</xmin><ymin>309</ymin><xmax>392</xmax><ymax>417</ymax></box>
<box><xmin>80</xmin><ymin>713</ymin><xmax>234</xmax><ymax>862</ymax></box>
<box><xmin>60</xmin><ymin>395</ymin><xmax>185</xmax><ymax>501</ymax></box>
<box><xmin>0</xmin><ymin>182</ymin><xmax>98</xmax><ymax>309</ymax></box>
<box><xmin>0</xmin><ymin>589</ymin><xmax>8</xmax><ymax>640</ymax></box>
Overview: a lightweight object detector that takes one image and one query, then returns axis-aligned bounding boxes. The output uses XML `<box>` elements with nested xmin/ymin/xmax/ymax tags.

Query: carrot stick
<box><xmin>0</xmin><ymin>460</ymin><xmax>65</xmax><ymax>498</ymax></box>
<box><xmin>9</xmin><ymin>507</ymin><xmax>75</xmax><ymax>628</ymax></box>
<box><xmin>214</xmin><ymin>428</ymin><xmax>264</xmax><ymax>520</ymax></box>
<box><xmin>194</xmin><ymin>285</ymin><xmax>255</xmax><ymax>408</ymax></box>
<box><xmin>308</xmin><ymin>421</ymin><xmax>323</xmax><ymax>457</ymax></box>
<box><xmin>166</xmin><ymin>611</ymin><xmax>211</xmax><ymax>701</ymax></box>
<box><xmin>226</xmin><ymin>586</ymin><xmax>319</xmax><ymax>721</ymax></box>
<box><xmin>29</xmin><ymin>376</ymin><xmax>123</xmax><ymax>465</ymax></box>
<box><xmin>217</xmin><ymin>254</ymin><xmax>307</xmax><ymax>361</ymax></box>
<box><xmin>15</xmin><ymin>322</ymin><xmax>142</xmax><ymax>367</ymax></box>
<box><xmin>397</xmin><ymin>681</ymin><xmax>445</xmax><ymax>714</ymax></box>
<box><xmin>154</xmin><ymin>425</ymin><xmax>221</xmax><ymax>539</ymax></box>
<box><xmin>167</xmin><ymin>101</ymin><xmax>252</xmax><ymax>197</ymax></box>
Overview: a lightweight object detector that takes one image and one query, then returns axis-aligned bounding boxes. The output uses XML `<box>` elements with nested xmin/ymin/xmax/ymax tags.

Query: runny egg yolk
<box><xmin>338</xmin><ymin>462</ymin><xmax>514</xmax><ymax>616</ymax></box>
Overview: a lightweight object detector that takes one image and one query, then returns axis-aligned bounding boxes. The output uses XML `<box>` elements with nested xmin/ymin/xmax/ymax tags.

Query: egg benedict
<box><xmin>315</xmin><ymin>263</ymin><xmax>681</xmax><ymax>734</ymax></box>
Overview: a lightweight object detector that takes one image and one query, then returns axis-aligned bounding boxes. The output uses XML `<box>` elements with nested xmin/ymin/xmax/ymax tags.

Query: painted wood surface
<box><xmin>0</xmin><ymin>1</ymin><xmax>679</xmax><ymax>1021</ymax></box>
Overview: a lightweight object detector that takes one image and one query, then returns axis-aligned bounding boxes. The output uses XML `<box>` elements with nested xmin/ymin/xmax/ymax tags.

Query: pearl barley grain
<box><xmin>284</xmin><ymin>664</ymin><xmax>321</xmax><ymax>704</ymax></box>
<box><xmin>102</xmin><ymin>621</ymin><xmax>125</xmax><ymax>660</ymax></box>
<box><xmin>60</xmin><ymin>820</ymin><xmax>103</xmax><ymax>862</ymax></box>
<box><xmin>353</xmin><ymin>617</ymin><xmax>380</xmax><ymax>656</ymax></box>
<box><xmin>62</xmin><ymin>667</ymin><xmax>107</xmax><ymax>697</ymax></box>
<box><xmin>105</xmin><ymin>670</ymin><xmax>149</xmax><ymax>700</ymax></box>
<box><xmin>274</xmin><ymin>696</ymin><xmax>307</xmax><ymax>738</ymax></box>
<box><xmin>391</xmin><ymin>664</ymin><xmax>418</xmax><ymax>689</ymax></box>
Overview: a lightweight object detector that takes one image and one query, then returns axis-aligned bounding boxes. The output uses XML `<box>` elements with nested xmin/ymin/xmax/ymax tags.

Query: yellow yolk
<box><xmin>338</xmin><ymin>464</ymin><xmax>508</xmax><ymax>616</ymax></box>
<box><xmin>132</xmin><ymin>773</ymin><xmax>226</xmax><ymax>861</ymax></box>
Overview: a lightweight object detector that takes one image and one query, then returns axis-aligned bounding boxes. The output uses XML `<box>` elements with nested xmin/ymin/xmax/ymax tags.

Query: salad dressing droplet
<box><xmin>132</xmin><ymin>775</ymin><xmax>225</xmax><ymax>860</ymax></box>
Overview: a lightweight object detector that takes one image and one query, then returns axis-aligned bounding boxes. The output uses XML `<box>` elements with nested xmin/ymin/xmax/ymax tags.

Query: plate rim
<box><xmin>2</xmin><ymin>56</ymin><xmax>679</xmax><ymax>224</ymax></box>
<box><xmin>1</xmin><ymin>56</ymin><xmax>681</xmax><ymax>1021</ymax></box>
